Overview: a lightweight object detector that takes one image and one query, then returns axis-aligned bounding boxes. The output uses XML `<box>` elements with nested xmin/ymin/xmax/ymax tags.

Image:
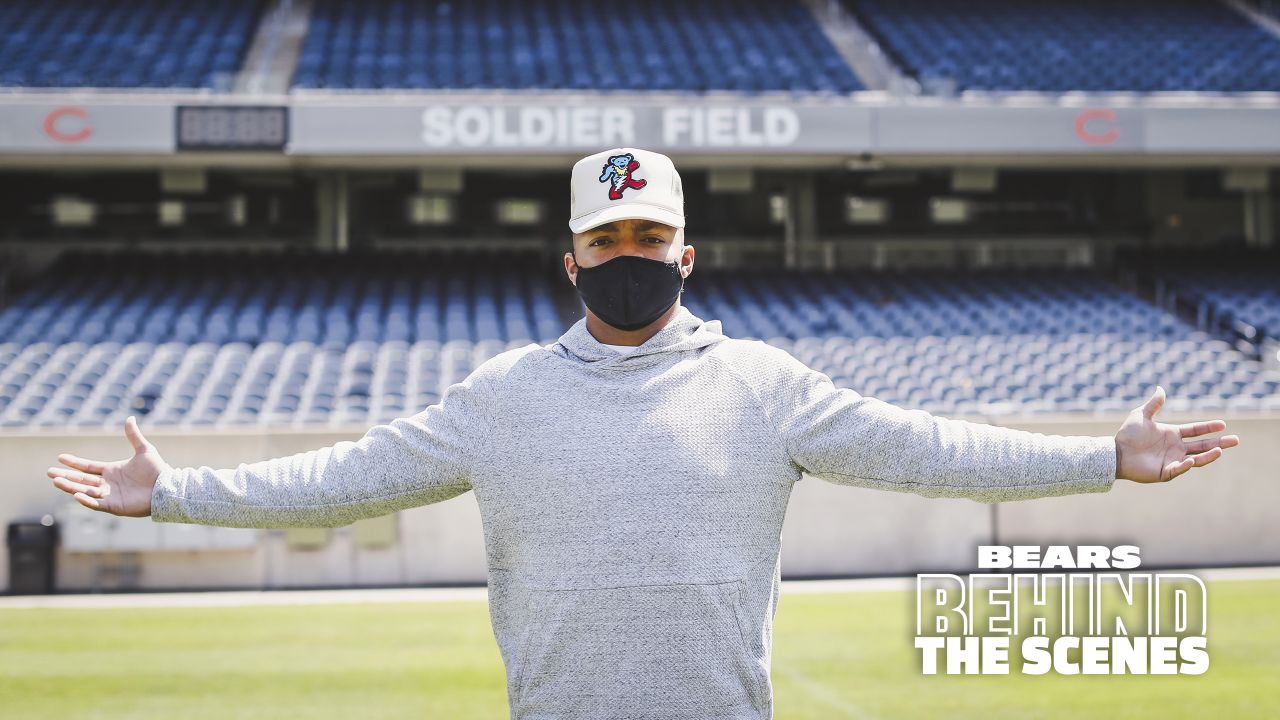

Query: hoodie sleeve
<box><xmin>149</xmin><ymin>361</ymin><xmax>495</xmax><ymax>529</ymax></box>
<box><xmin>743</xmin><ymin>342</ymin><xmax>1117</xmax><ymax>503</ymax></box>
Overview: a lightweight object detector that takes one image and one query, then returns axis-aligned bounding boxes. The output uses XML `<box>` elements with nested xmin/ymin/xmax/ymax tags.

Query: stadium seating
<box><xmin>0</xmin><ymin>0</ymin><xmax>266</xmax><ymax>89</ymax></box>
<box><xmin>845</xmin><ymin>0</ymin><xmax>1280</xmax><ymax>92</ymax></box>
<box><xmin>1135</xmin><ymin>248</ymin><xmax>1280</xmax><ymax>344</ymax></box>
<box><xmin>681</xmin><ymin>267</ymin><xmax>1280</xmax><ymax>415</ymax></box>
<box><xmin>292</xmin><ymin>0</ymin><xmax>863</xmax><ymax>92</ymax></box>
<box><xmin>0</xmin><ymin>250</ymin><xmax>563</xmax><ymax>428</ymax></box>
<box><xmin>3</xmin><ymin>252</ymin><xmax>1277</xmax><ymax>429</ymax></box>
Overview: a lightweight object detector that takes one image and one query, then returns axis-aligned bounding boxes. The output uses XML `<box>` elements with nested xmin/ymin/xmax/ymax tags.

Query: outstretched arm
<box><xmin>50</xmin><ymin>368</ymin><xmax>492</xmax><ymax>529</ymax></box>
<box><xmin>152</xmin><ymin>371</ymin><xmax>488</xmax><ymax>528</ymax></box>
<box><xmin>745</xmin><ymin>344</ymin><xmax>1237</xmax><ymax>503</ymax></box>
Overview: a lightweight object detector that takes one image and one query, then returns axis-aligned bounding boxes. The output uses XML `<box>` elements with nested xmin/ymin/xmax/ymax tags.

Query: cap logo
<box><xmin>598</xmin><ymin>153</ymin><xmax>648</xmax><ymax>200</ymax></box>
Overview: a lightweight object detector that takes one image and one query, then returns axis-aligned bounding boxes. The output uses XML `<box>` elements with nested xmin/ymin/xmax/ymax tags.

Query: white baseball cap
<box><xmin>568</xmin><ymin>147</ymin><xmax>685</xmax><ymax>234</ymax></box>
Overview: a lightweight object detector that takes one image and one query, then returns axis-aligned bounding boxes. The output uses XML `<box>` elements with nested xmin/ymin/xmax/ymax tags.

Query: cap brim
<box><xmin>568</xmin><ymin>203</ymin><xmax>686</xmax><ymax>234</ymax></box>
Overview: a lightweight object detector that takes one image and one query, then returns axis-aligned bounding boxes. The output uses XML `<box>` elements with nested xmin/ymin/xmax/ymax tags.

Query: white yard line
<box><xmin>1</xmin><ymin>566</ymin><xmax>1276</xmax><ymax>609</ymax></box>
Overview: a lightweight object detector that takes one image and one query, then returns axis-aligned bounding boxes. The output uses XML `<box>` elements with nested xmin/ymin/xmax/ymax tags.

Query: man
<box><xmin>50</xmin><ymin>147</ymin><xmax>1239</xmax><ymax>719</ymax></box>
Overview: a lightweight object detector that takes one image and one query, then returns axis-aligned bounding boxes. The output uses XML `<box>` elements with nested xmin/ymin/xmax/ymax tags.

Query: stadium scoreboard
<box><xmin>176</xmin><ymin>106</ymin><xmax>288</xmax><ymax>151</ymax></box>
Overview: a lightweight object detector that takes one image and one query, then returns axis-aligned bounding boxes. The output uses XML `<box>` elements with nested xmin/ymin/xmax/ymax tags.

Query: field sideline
<box><xmin>1</xmin><ymin>573</ymin><xmax>1277</xmax><ymax>719</ymax></box>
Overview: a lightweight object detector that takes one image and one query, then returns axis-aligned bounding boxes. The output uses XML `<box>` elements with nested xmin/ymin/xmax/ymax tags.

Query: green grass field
<box><xmin>2</xmin><ymin>579</ymin><xmax>1276</xmax><ymax>719</ymax></box>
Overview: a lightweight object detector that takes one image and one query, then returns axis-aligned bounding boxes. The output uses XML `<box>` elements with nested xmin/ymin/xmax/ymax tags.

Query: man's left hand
<box><xmin>1115</xmin><ymin>386</ymin><xmax>1240</xmax><ymax>483</ymax></box>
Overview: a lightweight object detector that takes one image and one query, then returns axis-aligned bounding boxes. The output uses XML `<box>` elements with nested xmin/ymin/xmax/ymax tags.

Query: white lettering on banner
<box><xmin>521</xmin><ymin>108</ymin><xmax>554</xmax><ymax>145</ymax></box>
<box><xmin>572</xmin><ymin>107</ymin><xmax>599</xmax><ymax>146</ymax></box>
<box><xmin>421</xmin><ymin>106</ymin><xmax>635</xmax><ymax>147</ymax></box>
<box><xmin>662</xmin><ymin>107</ymin><xmax>800</xmax><ymax>147</ymax></box>
<box><xmin>453</xmin><ymin>107</ymin><xmax>488</xmax><ymax>146</ymax></box>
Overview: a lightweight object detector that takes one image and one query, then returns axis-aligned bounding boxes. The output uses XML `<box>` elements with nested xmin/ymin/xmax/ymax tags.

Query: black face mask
<box><xmin>571</xmin><ymin>252</ymin><xmax>687</xmax><ymax>332</ymax></box>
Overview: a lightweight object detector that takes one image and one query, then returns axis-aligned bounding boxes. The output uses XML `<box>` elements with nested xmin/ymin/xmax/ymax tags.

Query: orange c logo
<box><xmin>1074</xmin><ymin>108</ymin><xmax>1119</xmax><ymax>146</ymax></box>
<box><xmin>43</xmin><ymin>106</ymin><xmax>93</xmax><ymax>144</ymax></box>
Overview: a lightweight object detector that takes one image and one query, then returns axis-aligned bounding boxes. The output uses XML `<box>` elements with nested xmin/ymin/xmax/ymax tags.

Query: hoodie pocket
<box><xmin>509</xmin><ymin>579</ymin><xmax>767</xmax><ymax>715</ymax></box>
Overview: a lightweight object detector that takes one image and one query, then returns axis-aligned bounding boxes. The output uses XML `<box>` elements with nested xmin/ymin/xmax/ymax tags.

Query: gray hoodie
<box><xmin>151</xmin><ymin>305</ymin><xmax>1117</xmax><ymax>718</ymax></box>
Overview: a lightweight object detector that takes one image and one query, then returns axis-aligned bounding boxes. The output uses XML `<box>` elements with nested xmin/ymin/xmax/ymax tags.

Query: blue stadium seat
<box><xmin>2</xmin><ymin>251</ymin><xmax>1277</xmax><ymax>426</ymax></box>
<box><xmin>0</xmin><ymin>0</ymin><xmax>266</xmax><ymax>89</ymax></box>
<box><xmin>292</xmin><ymin>0</ymin><xmax>863</xmax><ymax>93</ymax></box>
<box><xmin>1135</xmin><ymin>249</ymin><xmax>1280</xmax><ymax>348</ymax></box>
<box><xmin>846</xmin><ymin>0</ymin><xmax>1280</xmax><ymax>92</ymax></box>
<box><xmin>0</xmin><ymin>250</ymin><xmax>564</xmax><ymax>428</ymax></box>
<box><xmin>679</xmin><ymin>266</ymin><xmax>1280</xmax><ymax>415</ymax></box>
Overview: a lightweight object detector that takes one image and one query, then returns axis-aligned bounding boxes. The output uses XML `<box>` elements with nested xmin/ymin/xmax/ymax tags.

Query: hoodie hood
<box><xmin>551</xmin><ymin>305</ymin><xmax>728</xmax><ymax>370</ymax></box>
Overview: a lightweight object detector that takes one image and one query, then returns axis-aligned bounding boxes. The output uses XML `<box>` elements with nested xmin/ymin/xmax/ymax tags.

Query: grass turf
<box><xmin>1</xmin><ymin>579</ymin><xmax>1276</xmax><ymax>719</ymax></box>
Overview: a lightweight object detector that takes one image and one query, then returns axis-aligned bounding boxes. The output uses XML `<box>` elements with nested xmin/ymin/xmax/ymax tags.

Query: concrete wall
<box><xmin>3</xmin><ymin>411</ymin><xmax>1275</xmax><ymax>593</ymax></box>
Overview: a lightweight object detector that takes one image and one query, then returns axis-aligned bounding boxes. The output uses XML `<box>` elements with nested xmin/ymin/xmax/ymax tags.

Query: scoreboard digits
<box><xmin>176</xmin><ymin>106</ymin><xmax>288</xmax><ymax>150</ymax></box>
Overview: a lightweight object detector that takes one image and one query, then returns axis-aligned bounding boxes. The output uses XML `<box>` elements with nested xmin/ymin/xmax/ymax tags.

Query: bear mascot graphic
<box><xmin>599</xmin><ymin>153</ymin><xmax>648</xmax><ymax>200</ymax></box>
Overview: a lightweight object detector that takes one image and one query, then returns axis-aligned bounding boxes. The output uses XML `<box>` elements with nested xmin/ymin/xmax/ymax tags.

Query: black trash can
<box><xmin>7</xmin><ymin>518</ymin><xmax>59</xmax><ymax>595</ymax></box>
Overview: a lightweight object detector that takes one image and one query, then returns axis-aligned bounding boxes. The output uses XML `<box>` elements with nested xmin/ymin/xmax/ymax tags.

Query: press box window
<box><xmin>845</xmin><ymin>196</ymin><xmax>888</xmax><ymax>224</ymax></box>
<box><xmin>496</xmin><ymin>198</ymin><xmax>544</xmax><ymax>225</ymax></box>
<box><xmin>406</xmin><ymin>194</ymin><xmax>455</xmax><ymax>225</ymax></box>
<box><xmin>51</xmin><ymin>196</ymin><xmax>96</xmax><ymax>226</ymax></box>
<box><xmin>930</xmin><ymin>197</ymin><xmax>972</xmax><ymax>224</ymax></box>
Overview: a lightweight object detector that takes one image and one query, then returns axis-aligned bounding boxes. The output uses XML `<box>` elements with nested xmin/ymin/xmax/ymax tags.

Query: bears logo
<box><xmin>598</xmin><ymin>153</ymin><xmax>648</xmax><ymax>200</ymax></box>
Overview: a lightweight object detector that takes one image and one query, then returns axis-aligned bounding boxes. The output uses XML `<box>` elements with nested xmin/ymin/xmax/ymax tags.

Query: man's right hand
<box><xmin>48</xmin><ymin>415</ymin><xmax>172</xmax><ymax>518</ymax></box>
